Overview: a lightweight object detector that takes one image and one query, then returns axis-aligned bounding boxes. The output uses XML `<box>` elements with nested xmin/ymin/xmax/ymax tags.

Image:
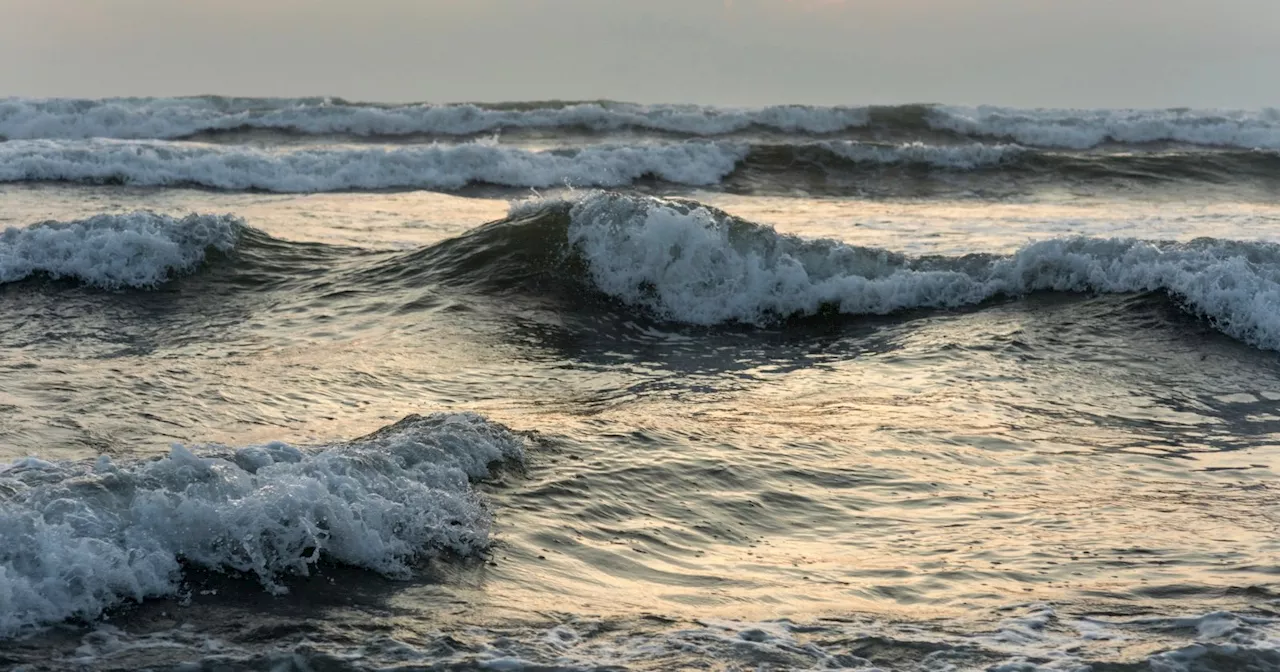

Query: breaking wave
<box><xmin>0</xmin><ymin>139</ymin><xmax>747</xmax><ymax>192</ymax></box>
<box><xmin>3</xmin><ymin>97</ymin><xmax>1279</xmax><ymax>151</ymax></box>
<box><xmin>0</xmin><ymin>212</ymin><xmax>243</xmax><ymax>288</ymax></box>
<box><xmin>0</xmin><ymin>413</ymin><xmax>525</xmax><ymax>638</ymax></box>
<box><xmin>15</xmin><ymin>194</ymin><xmax>1280</xmax><ymax>354</ymax></box>
<box><xmin>0</xmin><ymin>97</ymin><xmax>871</xmax><ymax>140</ymax></box>
<box><xmin>400</xmin><ymin>192</ymin><xmax>1280</xmax><ymax>352</ymax></box>
<box><xmin>932</xmin><ymin>104</ymin><xmax>1280</xmax><ymax>150</ymax></box>
<box><xmin>1</xmin><ymin>138</ymin><xmax>1275</xmax><ymax>193</ymax></box>
<box><xmin>556</xmin><ymin>193</ymin><xmax>1280</xmax><ymax>350</ymax></box>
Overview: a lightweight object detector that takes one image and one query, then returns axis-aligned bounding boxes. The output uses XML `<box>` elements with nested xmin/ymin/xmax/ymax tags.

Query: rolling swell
<box><xmin>349</xmin><ymin>200</ymin><xmax>583</xmax><ymax>296</ymax></box>
<box><xmin>1</xmin><ymin>138</ymin><xmax>1274</xmax><ymax>194</ymax></box>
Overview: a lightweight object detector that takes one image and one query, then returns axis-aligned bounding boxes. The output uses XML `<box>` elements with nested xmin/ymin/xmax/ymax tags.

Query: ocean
<box><xmin>1</xmin><ymin>97</ymin><xmax>1279</xmax><ymax>671</ymax></box>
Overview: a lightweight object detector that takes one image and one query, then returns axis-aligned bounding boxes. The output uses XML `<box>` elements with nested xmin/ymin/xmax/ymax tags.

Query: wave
<box><xmin>17</xmin><ymin>194</ymin><xmax>1280</xmax><ymax>353</ymax></box>
<box><xmin>0</xmin><ymin>412</ymin><xmax>525</xmax><ymax>639</ymax></box>
<box><xmin>2</xmin><ymin>139</ymin><xmax>1275</xmax><ymax>193</ymax></box>
<box><xmin>406</xmin><ymin>192</ymin><xmax>1280</xmax><ymax>351</ymax></box>
<box><xmin>817</xmin><ymin>139</ymin><xmax>1026</xmax><ymax>168</ymax></box>
<box><xmin>4</xmin><ymin>97</ymin><xmax>1280</xmax><ymax>151</ymax></box>
<box><xmin>932</xmin><ymin>104</ymin><xmax>1280</xmax><ymax>150</ymax></box>
<box><xmin>0</xmin><ymin>212</ymin><xmax>244</xmax><ymax>288</ymax></box>
<box><xmin>561</xmin><ymin>193</ymin><xmax>1280</xmax><ymax>348</ymax></box>
<box><xmin>767</xmin><ymin>141</ymin><xmax>1280</xmax><ymax>183</ymax></box>
<box><xmin>0</xmin><ymin>139</ymin><xmax>747</xmax><ymax>192</ymax></box>
<box><xmin>0</xmin><ymin>97</ymin><xmax>872</xmax><ymax>140</ymax></box>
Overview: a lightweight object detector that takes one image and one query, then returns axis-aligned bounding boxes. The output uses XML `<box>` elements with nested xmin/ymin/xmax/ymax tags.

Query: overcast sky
<box><xmin>1</xmin><ymin>0</ymin><xmax>1276</xmax><ymax>108</ymax></box>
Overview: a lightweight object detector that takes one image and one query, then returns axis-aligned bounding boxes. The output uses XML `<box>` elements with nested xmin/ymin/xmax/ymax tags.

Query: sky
<box><xmin>1</xmin><ymin>0</ymin><xmax>1276</xmax><ymax>108</ymax></box>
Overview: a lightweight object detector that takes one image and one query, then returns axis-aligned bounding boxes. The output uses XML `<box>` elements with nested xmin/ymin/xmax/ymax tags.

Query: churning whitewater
<box><xmin>559</xmin><ymin>193</ymin><xmax>1280</xmax><ymax>348</ymax></box>
<box><xmin>0</xmin><ymin>413</ymin><xmax>524</xmax><ymax>639</ymax></box>
<box><xmin>0</xmin><ymin>212</ymin><xmax>243</xmax><ymax>288</ymax></box>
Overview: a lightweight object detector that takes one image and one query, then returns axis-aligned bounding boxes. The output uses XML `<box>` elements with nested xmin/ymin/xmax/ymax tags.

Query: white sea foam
<box><xmin>0</xmin><ymin>212</ymin><xmax>242</xmax><ymax>288</ymax></box>
<box><xmin>0</xmin><ymin>97</ymin><xmax>871</xmax><ymax>140</ymax></box>
<box><xmin>0</xmin><ymin>139</ymin><xmax>747</xmax><ymax>192</ymax></box>
<box><xmin>931</xmin><ymin>105</ymin><xmax>1280</xmax><ymax>150</ymax></box>
<box><xmin>565</xmin><ymin>193</ymin><xmax>1280</xmax><ymax>349</ymax></box>
<box><xmin>0</xmin><ymin>413</ymin><xmax>525</xmax><ymax>638</ymax></box>
<box><xmin>823</xmin><ymin>140</ymin><xmax>1026</xmax><ymax>168</ymax></box>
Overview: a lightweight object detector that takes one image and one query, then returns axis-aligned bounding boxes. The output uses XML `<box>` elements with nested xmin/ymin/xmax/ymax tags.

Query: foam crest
<box><xmin>566</xmin><ymin>193</ymin><xmax>1280</xmax><ymax>350</ymax></box>
<box><xmin>0</xmin><ymin>97</ymin><xmax>871</xmax><ymax>140</ymax></box>
<box><xmin>823</xmin><ymin>140</ymin><xmax>1025</xmax><ymax>168</ymax></box>
<box><xmin>0</xmin><ymin>212</ymin><xmax>242</xmax><ymax>288</ymax></box>
<box><xmin>931</xmin><ymin>105</ymin><xmax>1280</xmax><ymax>150</ymax></box>
<box><xmin>0</xmin><ymin>139</ymin><xmax>746</xmax><ymax>192</ymax></box>
<box><xmin>0</xmin><ymin>413</ymin><xmax>524</xmax><ymax>638</ymax></box>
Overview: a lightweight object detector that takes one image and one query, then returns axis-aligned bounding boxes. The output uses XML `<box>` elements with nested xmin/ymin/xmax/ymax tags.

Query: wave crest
<box><xmin>0</xmin><ymin>212</ymin><xmax>243</xmax><ymax>288</ymax></box>
<box><xmin>0</xmin><ymin>412</ymin><xmax>525</xmax><ymax>638</ymax></box>
<box><xmin>0</xmin><ymin>139</ymin><xmax>747</xmax><ymax>192</ymax></box>
<box><xmin>930</xmin><ymin>105</ymin><xmax>1280</xmax><ymax>150</ymax></box>
<box><xmin>0</xmin><ymin>97</ymin><xmax>872</xmax><ymax>140</ymax></box>
<box><xmin>557</xmin><ymin>193</ymin><xmax>1280</xmax><ymax>350</ymax></box>
<box><xmin>5</xmin><ymin>139</ymin><xmax>1274</xmax><ymax>194</ymax></box>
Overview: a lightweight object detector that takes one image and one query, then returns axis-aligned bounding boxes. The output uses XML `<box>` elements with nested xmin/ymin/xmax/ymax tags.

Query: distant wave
<box><xmin>0</xmin><ymin>139</ymin><xmax>747</xmax><ymax>191</ymax></box>
<box><xmin>0</xmin><ymin>97</ymin><xmax>871</xmax><ymax>140</ymax></box>
<box><xmin>0</xmin><ymin>412</ymin><xmax>525</xmax><ymax>638</ymax></box>
<box><xmin>0</xmin><ymin>211</ymin><xmax>243</xmax><ymax>288</ymax></box>
<box><xmin>1</xmin><ymin>138</ymin><xmax>1275</xmax><ymax>193</ymax></box>
<box><xmin>4</xmin><ymin>97</ymin><xmax>1280</xmax><ymax>150</ymax></box>
<box><xmin>932</xmin><ymin>104</ymin><xmax>1280</xmax><ymax>150</ymax></box>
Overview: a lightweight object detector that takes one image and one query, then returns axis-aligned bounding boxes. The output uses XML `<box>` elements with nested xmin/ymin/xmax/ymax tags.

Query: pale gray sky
<box><xmin>2</xmin><ymin>0</ymin><xmax>1276</xmax><ymax>107</ymax></box>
